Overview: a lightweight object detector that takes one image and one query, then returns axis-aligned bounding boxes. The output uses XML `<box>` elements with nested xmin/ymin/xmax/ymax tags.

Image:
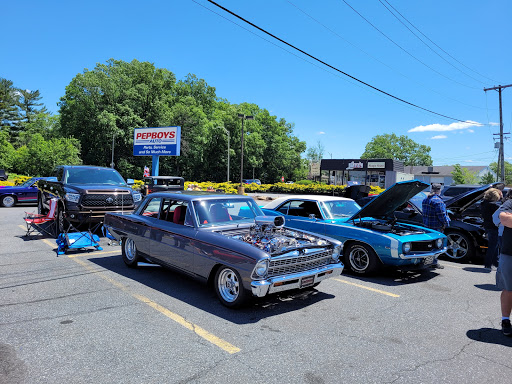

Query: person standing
<box><xmin>481</xmin><ymin>188</ymin><xmax>502</xmax><ymax>269</ymax></box>
<box><xmin>422</xmin><ymin>183</ymin><xmax>450</xmax><ymax>269</ymax></box>
<box><xmin>496</xmin><ymin>205</ymin><xmax>512</xmax><ymax>336</ymax></box>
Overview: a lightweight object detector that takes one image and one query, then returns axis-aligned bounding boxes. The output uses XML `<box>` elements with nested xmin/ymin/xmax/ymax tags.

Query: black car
<box><xmin>0</xmin><ymin>169</ymin><xmax>7</xmax><ymax>181</ymax></box>
<box><xmin>394</xmin><ymin>184</ymin><xmax>502</xmax><ymax>262</ymax></box>
<box><xmin>142</xmin><ymin>176</ymin><xmax>184</xmax><ymax>196</ymax></box>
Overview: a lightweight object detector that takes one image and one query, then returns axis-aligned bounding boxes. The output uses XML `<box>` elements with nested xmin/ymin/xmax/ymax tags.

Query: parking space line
<box><xmin>67</xmin><ymin>250</ymin><xmax>121</xmax><ymax>258</ymax></box>
<box><xmin>38</xmin><ymin>236</ymin><xmax>241</xmax><ymax>354</ymax></box>
<box><xmin>333</xmin><ymin>278</ymin><xmax>400</xmax><ymax>298</ymax></box>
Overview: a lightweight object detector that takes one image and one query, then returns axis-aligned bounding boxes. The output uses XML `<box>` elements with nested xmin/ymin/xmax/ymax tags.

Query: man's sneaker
<box><xmin>502</xmin><ymin>319</ymin><xmax>512</xmax><ymax>336</ymax></box>
<box><xmin>434</xmin><ymin>263</ymin><xmax>444</xmax><ymax>269</ymax></box>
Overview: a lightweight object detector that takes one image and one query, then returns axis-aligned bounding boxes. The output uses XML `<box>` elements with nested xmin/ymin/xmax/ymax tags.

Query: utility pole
<box><xmin>484</xmin><ymin>84</ymin><xmax>512</xmax><ymax>183</ymax></box>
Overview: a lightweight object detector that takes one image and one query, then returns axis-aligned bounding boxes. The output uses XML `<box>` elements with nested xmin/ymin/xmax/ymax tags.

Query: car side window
<box><xmin>158</xmin><ymin>199</ymin><xmax>192</xmax><ymax>226</ymax></box>
<box><xmin>277</xmin><ymin>202</ymin><xmax>290</xmax><ymax>215</ymax></box>
<box><xmin>286</xmin><ymin>200</ymin><xmax>321</xmax><ymax>218</ymax></box>
<box><xmin>141</xmin><ymin>197</ymin><xmax>162</xmax><ymax>218</ymax></box>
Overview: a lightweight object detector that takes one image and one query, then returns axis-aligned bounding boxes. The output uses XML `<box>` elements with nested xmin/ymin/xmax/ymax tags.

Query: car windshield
<box><xmin>320</xmin><ymin>200</ymin><xmax>361</xmax><ymax>218</ymax></box>
<box><xmin>193</xmin><ymin>198</ymin><xmax>264</xmax><ymax>227</ymax></box>
<box><xmin>410</xmin><ymin>192</ymin><xmax>428</xmax><ymax>212</ymax></box>
<box><xmin>65</xmin><ymin>168</ymin><xmax>127</xmax><ymax>185</ymax></box>
<box><xmin>20</xmin><ymin>178</ymin><xmax>37</xmax><ymax>187</ymax></box>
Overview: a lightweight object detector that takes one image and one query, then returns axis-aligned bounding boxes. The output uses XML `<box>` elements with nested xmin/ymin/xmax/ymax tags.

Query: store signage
<box><xmin>133</xmin><ymin>126</ymin><xmax>181</xmax><ymax>156</ymax></box>
<box><xmin>347</xmin><ymin>161</ymin><xmax>364</xmax><ymax>170</ymax></box>
<box><xmin>310</xmin><ymin>161</ymin><xmax>320</xmax><ymax>176</ymax></box>
<box><xmin>368</xmin><ymin>162</ymin><xmax>385</xmax><ymax>169</ymax></box>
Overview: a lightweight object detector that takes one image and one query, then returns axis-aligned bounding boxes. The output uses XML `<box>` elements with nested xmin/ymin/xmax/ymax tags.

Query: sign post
<box><xmin>133</xmin><ymin>126</ymin><xmax>181</xmax><ymax>176</ymax></box>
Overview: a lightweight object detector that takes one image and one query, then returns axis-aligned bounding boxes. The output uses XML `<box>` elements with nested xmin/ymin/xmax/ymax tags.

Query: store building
<box><xmin>320</xmin><ymin>158</ymin><xmax>412</xmax><ymax>188</ymax></box>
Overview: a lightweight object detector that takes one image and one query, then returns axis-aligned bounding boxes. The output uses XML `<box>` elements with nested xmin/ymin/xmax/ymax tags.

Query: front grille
<box><xmin>82</xmin><ymin>193</ymin><xmax>134</xmax><ymax>208</ymax></box>
<box><xmin>268</xmin><ymin>250</ymin><xmax>331</xmax><ymax>277</ymax></box>
<box><xmin>410</xmin><ymin>240</ymin><xmax>438</xmax><ymax>252</ymax></box>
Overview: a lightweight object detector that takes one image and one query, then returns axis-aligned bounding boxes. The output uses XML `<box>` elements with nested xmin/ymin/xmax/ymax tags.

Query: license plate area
<box><xmin>300</xmin><ymin>275</ymin><xmax>315</xmax><ymax>288</ymax></box>
<box><xmin>423</xmin><ymin>256</ymin><xmax>434</xmax><ymax>265</ymax></box>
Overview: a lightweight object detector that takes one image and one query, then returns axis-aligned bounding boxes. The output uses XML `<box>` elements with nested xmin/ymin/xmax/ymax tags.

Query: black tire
<box><xmin>122</xmin><ymin>237</ymin><xmax>141</xmax><ymax>268</ymax></box>
<box><xmin>444</xmin><ymin>231</ymin><xmax>475</xmax><ymax>262</ymax></box>
<box><xmin>214</xmin><ymin>266</ymin><xmax>247</xmax><ymax>308</ymax></box>
<box><xmin>37</xmin><ymin>195</ymin><xmax>47</xmax><ymax>215</ymax></box>
<box><xmin>1</xmin><ymin>195</ymin><xmax>16</xmax><ymax>208</ymax></box>
<box><xmin>56</xmin><ymin>205</ymin><xmax>69</xmax><ymax>235</ymax></box>
<box><xmin>343</xmin><ymin>242</ymin><xmax>381</xmax><ymax>275</ymax></box>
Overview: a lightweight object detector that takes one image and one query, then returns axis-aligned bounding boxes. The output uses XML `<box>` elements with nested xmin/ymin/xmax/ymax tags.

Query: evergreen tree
<box><xmin>0</xmin><ymin>78</ymin><xmax>21</xmax><ymax>139</ymax></box>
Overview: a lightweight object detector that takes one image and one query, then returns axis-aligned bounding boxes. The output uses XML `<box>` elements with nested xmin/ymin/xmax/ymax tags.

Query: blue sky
<box><xmin>2</xmin><ymin>0</ymin><xmax>510</xmax><ymax>166</ymax></box>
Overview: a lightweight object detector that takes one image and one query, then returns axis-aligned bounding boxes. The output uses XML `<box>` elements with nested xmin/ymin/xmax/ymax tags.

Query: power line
<box><xmin>378</xmin><ymin>0</ymin><xmax>488</xmax><ymax>86</ymax></box>
<box><xmin>341</xmin><ymin>0</ymin><xmax>479</xmax><ymax>90</ymax></box>
<box><xmin>286</xmin><ymin>0</ymin><xmax>493</xmax><ymax>111</ymax></box>
<box><xmin>202</xmin><ymin>0</ymin><xmax>470</xmax><ymax>123</ymax></box>
<box><xmin>380</xmin><ymin>0</ymin><xmax>501</xmax><ymax>85</ymax></box>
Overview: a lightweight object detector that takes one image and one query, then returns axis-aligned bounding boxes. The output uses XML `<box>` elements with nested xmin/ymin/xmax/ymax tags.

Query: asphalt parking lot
<box><xmin>1</xmin><ymin>206</ymin><xmax>512</xmax><ymax>384</ymax></box>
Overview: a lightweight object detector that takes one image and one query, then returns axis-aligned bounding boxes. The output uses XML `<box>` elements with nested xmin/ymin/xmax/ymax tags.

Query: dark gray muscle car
<box><xmin>104</xmin><ymin>192</ymin><xmax>344</xmax><ymax>308</ymax></box>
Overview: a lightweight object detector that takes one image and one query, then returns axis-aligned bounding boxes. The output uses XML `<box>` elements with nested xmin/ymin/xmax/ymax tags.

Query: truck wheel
<box><xmin>38</xmin><ymin>195</ymin><xmax>47</xmax><ymax>215</ymax></box>
<box><xmin>214</xmin><ymin>266</ymin><xmax>247</xmax><ymax>308</ymax></box>
<box><xmin>122</xmin><ymin>237</ymin><xmax>140</xmax><ymax>268</ymax></box>
<box><xmin>56</xmin><ymin>206</ymin><xmax>69</xmax><ymax>234</ymax></box>
<box><xmin>1</xmin><ymin>195</ymin><xmax>16</xmax><ymax>207</ymax></box>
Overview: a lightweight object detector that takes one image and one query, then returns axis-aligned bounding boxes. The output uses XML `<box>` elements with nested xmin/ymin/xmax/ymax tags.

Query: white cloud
<box><xmin>490</xmin><ymin>122</ymin><xmax>499</xmax><ymax>126</ymax></box>
<box><xmin>408</xmin><ymin>120</ymin><xmax>482</xmax><ymax>133</ymax></box>
<box><xmin>317</xmin><ymin>131</ymin><xmax>326</xmax><ymax>135</ymax></box>
<box><xmin>430</xmin><ymin>135</ymin><xmax>447</xmax><ymax>139</ymax></box>
<box><xmin>468</xmin><ymin>129</ymin><xmax>474</xmax><ymax>133</ymax></box>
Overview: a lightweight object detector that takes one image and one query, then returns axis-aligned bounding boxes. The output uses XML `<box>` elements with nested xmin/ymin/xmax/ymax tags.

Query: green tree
<box><xmin>0</xmin><ymin>78</ymin><xmax>21</xmax><ymax>139</ymax></box>
<box><xmin>480</xmin><ymin>171</ymin><xmax>496</xmax><ymax>185</ymax></box>
<box><xmin>17</xmin><ymin>89</ymin><xmax>47</xmax><ymax>125</ymax></box>
<box><xmin>0</xmin><ymin>130</ymin><xmax>15</xmax><ymax>170</ymax></box>
<box><xmin>306</xmin><ymin>141</ymin><xmax>324</xmax><ymax>162</ymax></box>
<box><xmin>12</xmin><ymin>133</ymin><xmax>81</xmax><ymax>176</ymax></box>
<box><xmin>361</xmin><ymin>133</ymin><xmax>432</xmax><ymax>166</ymax></box>
<box><xmin>489</xmin><ymin>161</ymin><xmax>512</xmax><ymax>185</ymax></box>
<box><xmin>451</xmin><ymin>164</ymin><xmax>478</xmax><ymax>184</ymax></box>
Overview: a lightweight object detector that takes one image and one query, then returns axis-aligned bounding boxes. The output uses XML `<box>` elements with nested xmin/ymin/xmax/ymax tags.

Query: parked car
<box><xmin>142</xmin><ymin>176</ymin><xmax>184</xmax><ymax>196</ymax></box>
<box><xmin>0</xmin><ymin>177</ymin><xmax>56</xmax><ymax>207</ymax></box>
<box><xmin>261</xmin><ymin>180</ymin><xmax>447</xmax><ymax>275</ymax></box>
<box><xmin>38</xmin><ymin>165</ymin><xmax>142</xmax><ymax>233</ymax></box>
<box><xmin>104</xmin><ymin>192</ymin><xmax>344</xmax><ymax>308</ymax></box>
<box><xmin>0</xmin><ymin>169</ymin><xmax>8</xmax><ymax>181</ymax></box>
<box><xmin>243</xmin><ymin>179</ymin><xmax>262</xmax><ymax>185</ymax></box>
<box><xmin>440</xmin><ymin>184</ymin><xmax>482</xmax><ymax>202</ymax></box>
<box><xmin>393</xmin><ymin>183</ymin><xmax>503</xmax><ymax>262</ymax></box>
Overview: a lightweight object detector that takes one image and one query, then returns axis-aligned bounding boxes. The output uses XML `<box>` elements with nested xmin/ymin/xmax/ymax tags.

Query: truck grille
<box><xmin>82</xmin><ymin>193</ymin><xmax>134</xmax><ymax>208</ymax></box>
<box><xmin>268</xmin><ymin>250</ymin><xmax>331</xmax><ymax>278</ymax></box>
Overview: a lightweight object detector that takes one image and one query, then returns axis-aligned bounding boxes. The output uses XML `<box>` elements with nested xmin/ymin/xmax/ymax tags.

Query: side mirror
<box><xmin>126</xmin><ymin>179</ymin><xmax>134</xmax><ymax>185</ymax></box>
<box><xmin>309</xmin><ymin>214</ymin><xmax>317</xmax><ymax>220</ymax></box>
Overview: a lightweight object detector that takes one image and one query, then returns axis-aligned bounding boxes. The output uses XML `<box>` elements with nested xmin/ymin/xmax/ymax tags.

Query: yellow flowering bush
<box><xmin>13</xmin><ymin>175</ymin><xmax>32</xmax><ymax>185</ymax></box>
<box><xmin>0</xmin><ymin>180</ymin><xmax>15</xmax><ymax>187</ymax></box>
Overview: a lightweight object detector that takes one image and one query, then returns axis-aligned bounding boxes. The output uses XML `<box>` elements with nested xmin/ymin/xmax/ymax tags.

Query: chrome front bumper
<box><xmin>250</xmin><ymin>263</ymin><xmax>344</xmax><ymax>298</ymax></box>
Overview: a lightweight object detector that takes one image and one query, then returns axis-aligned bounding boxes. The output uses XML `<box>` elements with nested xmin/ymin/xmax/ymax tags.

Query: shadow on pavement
<box><xmin>467</xmin><ymin>328</ymin><xmax>512</xmax><ymax>347</ymax></box>
<box><xmin>342</xmin><ymin>268</ymin><xmax>439</xmax><ymax>287</ymax></box>
<box><xmin>88</xmin><ymin>254</ymin><xmax>336</xmax><ymax>325</ymax></box>
<box><xmin>463</xmin><ymin>267</ymin><xmax>494</xmax><ymax>274</ymax></box>
<box><xmin>474</xmin><ymin>283</ymin><xmax>501</xmax><ymax>292</ymax></box>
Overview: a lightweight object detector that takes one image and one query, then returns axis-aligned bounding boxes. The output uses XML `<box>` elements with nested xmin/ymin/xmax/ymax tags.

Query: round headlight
<box><xmin>254</xmin><ymin>259</ymin><xmax>269</xmax><ymax>277</ymax></box>
<box><xmin>332</xmin><ymin>245</ymin><xmax>342</xmax><ymax>261</ymax></box>
<box><xmin>436</xmin><ymin>238</ymin><xmax>443</xmax><ymax>248</ymax></box>
<box><xmin>403</xmin><ymin>242</ymin><xmax>411</xmax><ymax>254</ymax></box>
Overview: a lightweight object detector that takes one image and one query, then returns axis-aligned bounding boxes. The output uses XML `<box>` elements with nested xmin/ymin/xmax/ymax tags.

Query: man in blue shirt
<box><xmin>422</xmin><ymin>184</ymin><xmax>450</xmax><ymax>269</ymax></box>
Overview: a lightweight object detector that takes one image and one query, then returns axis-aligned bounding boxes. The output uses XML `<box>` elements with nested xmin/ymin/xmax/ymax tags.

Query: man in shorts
<box><xmin>496</xmin><ymin>203</ymin><xmax>512</xmax><ymax>336</ymax></box>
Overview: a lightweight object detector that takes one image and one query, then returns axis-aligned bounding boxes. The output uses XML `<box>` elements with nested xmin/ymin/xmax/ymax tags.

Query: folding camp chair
<box><xmin>55</xmin><ymin>212</ymin><xmax>103</xmax><ymax>255</ymax></box>
<box><xmin>24</xmin><ymin>198</ymin><xmax>58</xmax><ymax>238</ymax></box>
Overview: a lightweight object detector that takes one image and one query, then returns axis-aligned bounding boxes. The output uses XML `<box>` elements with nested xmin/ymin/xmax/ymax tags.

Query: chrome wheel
<box><xmin>217</xmin><ymin>268</ymin><xmax>240</xmax><ymax>303</ymax></box>
<box><xmin>1</xmin><ymin>195</ymin><xmax>16</xmax><ymax>207</ymax></box>
<box><xmin>445</xmin><ymin>232</ymin><xmax>472</xmax><ymax>260</ymax></box>
<box><xmin>124</xmin><ymin>238</ymin><xmax>137</xmax><ymax>262</ymax></box>
<box><xmin>349</xmin><ymin>245</ymin><xmax>370</xmax><ymax>272</ymax></box>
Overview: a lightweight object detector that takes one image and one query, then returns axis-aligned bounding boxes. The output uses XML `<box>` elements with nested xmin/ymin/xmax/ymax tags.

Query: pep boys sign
<box><xmin>133</xmin><ymin>126</ymin><xmax>181</xmax><ymax>156</ymax></box>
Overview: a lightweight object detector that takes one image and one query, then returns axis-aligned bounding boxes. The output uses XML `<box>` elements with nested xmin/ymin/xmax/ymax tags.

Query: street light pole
<box><xmin>237</xmin><ymin>113</ymin><xmax>254</xmax><ymax>193</ymax></box>
<box><xmin>110</xmin><ymin>132</ymin><xmax>115</xmax><ymax>168</ymax></box>
<box><xmin>221</xmin><ymin>127</ymin><xmax>230</xmax><ymax>182</ymax></box>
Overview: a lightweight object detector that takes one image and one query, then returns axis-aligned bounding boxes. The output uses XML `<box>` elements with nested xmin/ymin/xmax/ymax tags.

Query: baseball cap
<box><xmin>431</xmin><ymin>183</ymin><xmax>442</xmax><ymax>192</ymax></box>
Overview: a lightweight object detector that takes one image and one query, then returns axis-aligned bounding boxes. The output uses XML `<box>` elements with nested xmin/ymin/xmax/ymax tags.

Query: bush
<box><xmin>295</xmin><ymin>180</ymin><xmax>314</xmax><ymax>185</ymax></box>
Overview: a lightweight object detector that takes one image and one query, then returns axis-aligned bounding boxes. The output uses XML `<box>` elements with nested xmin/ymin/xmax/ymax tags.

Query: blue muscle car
<box><xmin>262</xmin><ymin>180</ymin><xmax>447</xmax><ymax>275</ymax></box>
<box><xmin>0</xmin><ymin>177</ymin><xmax>56</xmax><ymax>207</ymax></box>
<box><xmin>104</xmin><ymin>192</ymin><xmax>344</xmax><ymax>308</ymax></box>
